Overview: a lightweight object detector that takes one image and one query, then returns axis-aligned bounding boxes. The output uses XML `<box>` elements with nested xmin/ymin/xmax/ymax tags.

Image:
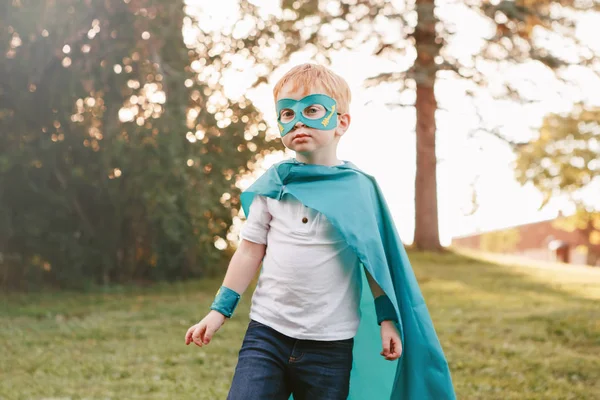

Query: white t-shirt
<box><xmin>240</xmin><ymin>194</ymin><xmax>362</xmax><ymax>341</ymax></box>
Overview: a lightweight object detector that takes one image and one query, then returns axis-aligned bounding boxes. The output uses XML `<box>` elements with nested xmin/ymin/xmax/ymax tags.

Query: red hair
<box><xmin>273</xmin><ymin>64</ymin><xmax>351</xmax><ymax>114</ymax></box>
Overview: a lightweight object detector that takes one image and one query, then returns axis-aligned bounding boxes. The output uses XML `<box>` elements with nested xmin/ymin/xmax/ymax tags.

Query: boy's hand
<box><xmin>185</xmin><ymin>310</ymin><xmax>226</xmax><ymax>347</ymax></box>
<box><xmin>380</xmin><ymin>320</ymin><xmax>402</xmax><ymax>361</ymax></box>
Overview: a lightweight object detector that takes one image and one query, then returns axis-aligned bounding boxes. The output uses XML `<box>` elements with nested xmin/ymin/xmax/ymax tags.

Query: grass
<box><xmin>1</xmin><ymin>250</ymin><xmax>599</xmax><ymax>399</ymax></box>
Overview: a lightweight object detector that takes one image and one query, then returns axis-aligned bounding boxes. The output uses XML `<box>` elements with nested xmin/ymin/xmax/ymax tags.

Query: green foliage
<box><xmin>515</xmin><ymin>106</ymin><xmax>600</xmax><ymax>257</ymax></box>
<box><xmin>1</xmin><ymin>251</ymin><xmax>599</xmax><ymax>398</ymax></box>
<box><xmin>515</xmin><ymin>106</ymin><xmax>600</xmax><ymax>198</ymax></box>
<box><xmin>0</xmin><ymin>0</ymin><xmax>281</xmax><ymax>289</ymax></box>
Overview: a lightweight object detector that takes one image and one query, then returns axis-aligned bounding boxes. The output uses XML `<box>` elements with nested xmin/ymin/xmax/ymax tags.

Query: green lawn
<box><xmin>1</xmin><ymin>251</ymin><xmax>599</xmax><ymax>399</ymax></box>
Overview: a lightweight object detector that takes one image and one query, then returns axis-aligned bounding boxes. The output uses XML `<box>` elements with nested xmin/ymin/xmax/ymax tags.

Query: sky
<box><xmin>186</xmin><ymin>0</ymin><xmax>600</xmax><ymax>246</ymax></box>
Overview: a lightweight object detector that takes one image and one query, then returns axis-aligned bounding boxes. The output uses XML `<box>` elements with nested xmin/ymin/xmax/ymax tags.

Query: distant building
<box><xmin>452</xmin><ymin>217</ymin><xmax>600</xmax><ymax>267</ymax></box>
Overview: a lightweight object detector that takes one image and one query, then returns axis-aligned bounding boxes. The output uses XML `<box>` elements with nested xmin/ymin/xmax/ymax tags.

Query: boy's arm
<box><xmin>365</xmin><ymin>268</ymin><xmax>385</xmax><ymax>299</ymax></box>
<box><xmin>364</xmin><ymin>267</ymin><xmax>402</xmax><ymax>361</ymax></box>
<box><xmin>186</xmin><ymin>196</ymin><xmax>271</xmax><ymax>348</ymax></box>
<box><xmin>221</xmin><ymin>238</ymin><xmax>266</xmax><ymax>295</ymax></box>
<box><xmin>185</xmin><ymin>239</ymin><xmax>265</xmax><ymax>347</ymax></box>
<box><xmin>364</xmin><ymin>268</ymin><xmax>398</xmax><ymax>325</ymax></box>
<box><xmin>208</xmin><ymin>238</ymin><xmax>266</xmax><ymax>320</ymax></box>
<box><xmin>211</xmin><ymin>195</ymin><xmax>271</xmax><ymax>314</ymax></box>
<box><xmin>221</xmin><ymin>194</ymin><xmax>270</xmax><ymax>295</ymax></box>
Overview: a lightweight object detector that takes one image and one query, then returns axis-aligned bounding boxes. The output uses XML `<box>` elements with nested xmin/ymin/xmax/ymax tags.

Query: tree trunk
<box><xmin>413</xmin><ymin>0</ymin><xmax>442</xmax><ymax>251</ymax></box>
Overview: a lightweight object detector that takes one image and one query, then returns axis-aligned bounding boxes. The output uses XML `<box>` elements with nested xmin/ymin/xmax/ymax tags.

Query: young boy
<box><xmin>185</xmin><ymin>64</ymin><xmax>456</xmax><ymax>400</ymax></box>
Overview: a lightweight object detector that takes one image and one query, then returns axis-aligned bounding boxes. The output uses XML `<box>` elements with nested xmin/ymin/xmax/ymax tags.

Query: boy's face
<box><xmin>276</xmin><ymin>82</ymin><xmax>350</xmax><ymax>155</ymax></box>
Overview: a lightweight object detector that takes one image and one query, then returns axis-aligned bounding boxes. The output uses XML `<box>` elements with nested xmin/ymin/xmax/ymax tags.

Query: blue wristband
<box><xmin>210</xmin><ymin>286</ymin><xmax>241</xmax><ymax>318</ymax></box>
<box><xmin>374</xmin><ymin>295</ymin><xmax>398</xmax><ymax>325</ymax></box>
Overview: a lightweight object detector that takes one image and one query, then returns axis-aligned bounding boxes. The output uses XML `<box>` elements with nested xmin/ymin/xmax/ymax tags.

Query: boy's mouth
<box><xmin>292</xmin><ymin>133</ymin><xmax>311</xmax><ymax>141</ymax></box>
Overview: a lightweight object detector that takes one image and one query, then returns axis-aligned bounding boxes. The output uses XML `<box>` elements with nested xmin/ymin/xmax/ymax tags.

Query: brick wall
<box><xmin>452</xmin><ymin>218</ymin><xmax>600</xmax><ymax>266</ymax></box>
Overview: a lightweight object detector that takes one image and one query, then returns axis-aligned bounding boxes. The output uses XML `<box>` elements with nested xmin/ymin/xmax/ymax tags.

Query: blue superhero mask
<box><xmin>276</xmin><ymin>94</ymin><xmax>340</xmax><ymax>137</ymax></box>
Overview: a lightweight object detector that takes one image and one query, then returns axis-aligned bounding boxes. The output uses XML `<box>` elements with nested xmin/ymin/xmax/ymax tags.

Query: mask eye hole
<box><xmin>302</xmin><ymin>104</ymin><xmax>326</xmax><ymax>120</ymax></box>
<box><xmin>279</xmin><ymin>109</ymin><xmax>295</xmax><ymax>123</ymax></box>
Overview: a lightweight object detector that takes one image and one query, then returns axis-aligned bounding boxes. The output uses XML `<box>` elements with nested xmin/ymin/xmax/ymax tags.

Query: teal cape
<box><xmin>240</xmin><ymin>159</ymin><xmax>456</xmax><ymax>400</ymax></box>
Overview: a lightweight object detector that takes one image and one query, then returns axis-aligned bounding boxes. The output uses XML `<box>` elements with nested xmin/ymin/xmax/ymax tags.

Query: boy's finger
<box><xmin>185</xmin><ymin>327</ymin><xmax>195</xmax><ymax>345</ymax></box>
<box><xmin>393</xmin><ymin>338</ymin><xmax>403</xmax><ymax>356</ymax></box>
<box><xmin>203</xmin><ymin>325</ymin><xmax>216</xmax><ymax>344</ymax></box>
<box><xmin>192</xmin><ymin>325</ymin><xmax>206</xmax><ymax>347</ymax></box>
<box><xmin>385</xmin><ymin>344</ymin><xmax>394</xmax><ymax>360</ymax></box>
<box><xmin>385</xmin><ymin>340</ymin><xmax>397</xmax><ymax>360</ymax></box>
<box><xmin>382</xmin><ymin>337</ymin><xmax>391</xmax><ymax>356</ymax></box>
<box><xmin>387</xmin><ymin>345</ymin><xmax>400</xmax><ymax>360</ymax></box>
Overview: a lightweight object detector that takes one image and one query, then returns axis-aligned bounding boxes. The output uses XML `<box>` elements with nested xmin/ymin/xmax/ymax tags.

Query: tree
<box><xmin>262</xmin><ymin>0</ymin><xmax>600</xmax><ymax>251</ymax></box>
<box><xmin>0</xmin><ymin>0</ymin><xmax>279</xmax><ymax>289</ymax></box>
<box><xmin>515</xmin><ymin>105</ymin><xmax>600</xmax><ymax>265</ymax></box>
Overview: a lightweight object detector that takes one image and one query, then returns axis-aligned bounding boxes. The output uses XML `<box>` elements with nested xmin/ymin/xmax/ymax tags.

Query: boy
<box><xmin>185</xmin><ymin>64</ymin><xmax>455</xmax><ymax>399</ymax></box>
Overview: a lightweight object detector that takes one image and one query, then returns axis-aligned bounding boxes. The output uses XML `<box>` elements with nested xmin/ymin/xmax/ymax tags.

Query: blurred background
<box><xmin>1</xmin><ymin>0</ymin><xmax>599</xmax><ymax>399</ymax></box>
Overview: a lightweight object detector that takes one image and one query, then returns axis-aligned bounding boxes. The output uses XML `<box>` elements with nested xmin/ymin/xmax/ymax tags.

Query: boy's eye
<box><xmin>303</xmin><ymin>104</ymin><xmax>326</xmax><ymax>119</ymax></box>
<box><xmin>280</xmin><ymin>109</ymin><xmax>295</xmax><ymax>121</ymax></box>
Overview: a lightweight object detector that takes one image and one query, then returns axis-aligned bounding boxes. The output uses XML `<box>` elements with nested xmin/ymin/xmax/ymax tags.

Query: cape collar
<box><xmin>288</xmin><ymin>158</ymin><xmax>358</xmax><ymax>171</ymax></box>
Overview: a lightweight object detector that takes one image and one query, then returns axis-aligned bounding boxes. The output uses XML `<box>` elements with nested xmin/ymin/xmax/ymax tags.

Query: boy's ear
<box><xmin>336</xmin><ymin>113</ymin><xmax>351</xmax><ymax>136</ymax></box>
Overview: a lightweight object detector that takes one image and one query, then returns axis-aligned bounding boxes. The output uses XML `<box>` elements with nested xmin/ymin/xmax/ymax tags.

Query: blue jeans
<box><xmin>227</xmin><ymin>320</ymin><xmax>354</xmax><ymax>400</ymax></box>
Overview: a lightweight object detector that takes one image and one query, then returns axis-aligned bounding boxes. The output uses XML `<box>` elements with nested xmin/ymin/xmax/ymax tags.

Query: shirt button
<box><xmin>302</xmin><ymin>217</ymin><xmax>308</xmax><ymax>224</ymax></box>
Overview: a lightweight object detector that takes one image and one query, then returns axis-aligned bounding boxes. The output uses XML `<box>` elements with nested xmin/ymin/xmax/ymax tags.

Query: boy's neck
<box><xmin>295</xmin><ymin>151</ymin><xmax>342</xmax><ymax>167</ymax></box>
